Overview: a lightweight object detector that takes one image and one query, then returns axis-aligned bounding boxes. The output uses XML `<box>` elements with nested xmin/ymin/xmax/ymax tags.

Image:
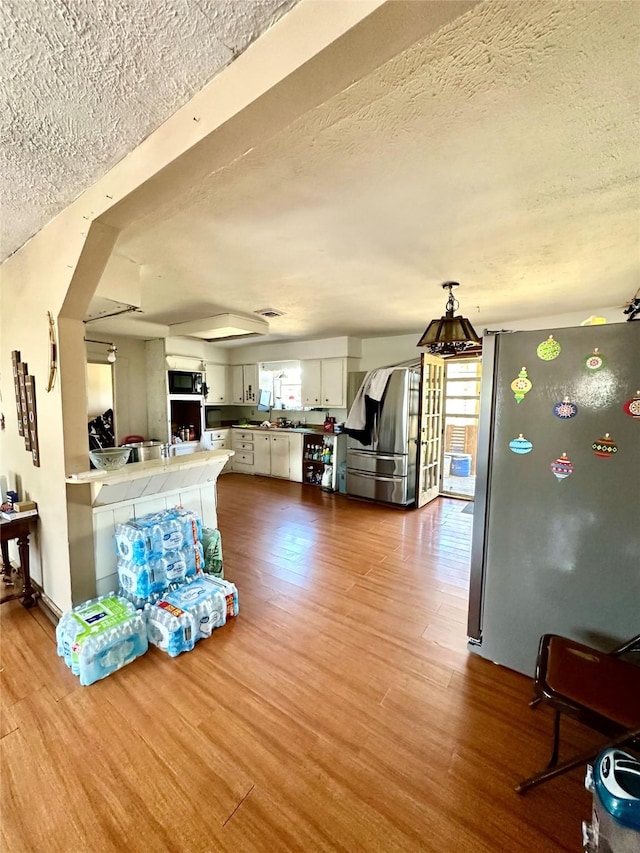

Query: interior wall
<box><xmin>86</xmin><ymin>363</ymin><xmax>114</xmax><ymax>419</ymax></box>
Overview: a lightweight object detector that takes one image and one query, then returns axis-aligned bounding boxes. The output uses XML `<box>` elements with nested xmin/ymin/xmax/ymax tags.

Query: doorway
<box><xmin>441</xmin><ymin>358</ymin><xmax>481</xmax><ymax>499</ymax></box>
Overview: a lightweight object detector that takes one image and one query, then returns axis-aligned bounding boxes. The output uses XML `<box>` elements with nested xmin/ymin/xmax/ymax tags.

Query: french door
<box><xmin>416</xmin><ymin>353</ymin><xmax>445</xmax><ymax>507</ymax></box>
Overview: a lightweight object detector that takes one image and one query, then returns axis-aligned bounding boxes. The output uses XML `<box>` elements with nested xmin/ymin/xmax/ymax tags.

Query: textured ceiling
<box><xmin>3</xmin><ymin>1</ymin><xmax>639</xmax><ymax>345</ymax></box>
<box><xmin>0</xmin><ymin>0</ymin><xmax>299</xmax><ymax>260</ymax></box>
<box><xmin>99</xmin><ymin>0</ymin><xmax>639</xmax><ymax>343</ymax></box>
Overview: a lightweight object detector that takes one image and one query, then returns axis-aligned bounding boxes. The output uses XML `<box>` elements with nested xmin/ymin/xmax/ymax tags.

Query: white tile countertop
<box><xmin>66</xmin><ymin>448</ymin><xmax>234</xmax><ymax>486</ymax></box>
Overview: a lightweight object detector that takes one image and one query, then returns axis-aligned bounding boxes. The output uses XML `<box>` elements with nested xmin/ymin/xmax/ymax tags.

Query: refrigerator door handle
<box><xmin>348</xmin><ymin>452</ymin><xmax>406</xmax><ymax>461</ymax></box>
<box><xmin>348</xmin><ymin>472</ymin><xmax>405</xmax><ymax>483</ymax></box>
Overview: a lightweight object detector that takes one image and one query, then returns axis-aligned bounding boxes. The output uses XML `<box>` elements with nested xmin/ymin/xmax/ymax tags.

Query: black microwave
<box><xmin>168</xmin><ymin>370</ymin><xmax>204</xmax><ymax>395</ymax></box>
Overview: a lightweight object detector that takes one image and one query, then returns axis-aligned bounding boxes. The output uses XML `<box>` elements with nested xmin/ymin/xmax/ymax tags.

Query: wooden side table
<box><xmin>0</xmin><ymin>515</ymin><xmax>37</xmax><ymax>608</ymax></box>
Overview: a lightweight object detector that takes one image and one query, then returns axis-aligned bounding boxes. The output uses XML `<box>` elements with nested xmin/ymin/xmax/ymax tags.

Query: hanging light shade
<box><xmin>417</xmin><ymin>281</ymin><xmax>480</xmax><ymax>355</ymax></box>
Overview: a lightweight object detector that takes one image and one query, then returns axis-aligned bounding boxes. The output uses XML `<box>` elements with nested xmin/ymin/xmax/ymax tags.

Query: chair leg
<box><xmin>548</xmin><ymin>709</ymin><xmax>561</xmax><ymax>768</ymax></box>
<box><xmin>516</xmin><ymin>728</ymin><xmax>640</xmax><ymax>795</ymax></box>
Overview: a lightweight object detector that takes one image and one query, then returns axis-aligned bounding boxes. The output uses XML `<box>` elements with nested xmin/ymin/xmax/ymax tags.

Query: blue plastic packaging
<box><xmin>146</xmin><ymin>576</ymin><xmax>227</xmax><ymax>655</ymax></box>
<box><xmin>56</xmin><ymin>594</ymin><xmax>148</xmax><ymax>686</ymax></box>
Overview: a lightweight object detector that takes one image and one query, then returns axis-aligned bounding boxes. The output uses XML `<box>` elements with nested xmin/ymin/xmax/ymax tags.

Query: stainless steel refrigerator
<box><xmin>346</xmin><ymin>367</ymin><xmax>420</xmax><ymax>505</ymax></box>
<box><xmin>467</xmin><ymin>322</ymin><xmax>640</xmax><ymax>676</ymax></box>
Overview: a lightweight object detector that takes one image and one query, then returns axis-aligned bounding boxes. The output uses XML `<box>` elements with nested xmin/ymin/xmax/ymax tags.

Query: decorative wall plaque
<box><xmin>9</xmin><ymin>350</ymin><xmax>40</xmax><ymax>467</ymax></box>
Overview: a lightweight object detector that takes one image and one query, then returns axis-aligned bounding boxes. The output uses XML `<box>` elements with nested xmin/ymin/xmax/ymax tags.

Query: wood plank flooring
<box><xmin>0</xmin><ymin>474</ymin><xmax>598</xmax><ymax>852</ymax></box>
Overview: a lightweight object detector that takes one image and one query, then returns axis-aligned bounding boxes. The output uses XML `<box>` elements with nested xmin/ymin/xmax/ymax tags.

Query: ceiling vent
<box><xmin>168</xmin><ymin>313</ymin><xmax>269</xmax><ymax>341</ymax></box>
<box><xmin>254</xmin><ymin>308</ymin><xmax>285</xmax><ymax>318</ymax></box>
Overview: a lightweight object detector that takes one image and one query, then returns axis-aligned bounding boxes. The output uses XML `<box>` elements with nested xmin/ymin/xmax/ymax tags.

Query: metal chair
<box><xmin>516</xmin><ymin>632</ymin><xmax>640</xmax><ymax>794</ymax></box>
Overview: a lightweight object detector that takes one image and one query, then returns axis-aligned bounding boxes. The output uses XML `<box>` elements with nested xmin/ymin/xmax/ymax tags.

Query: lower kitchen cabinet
<box><xmin>253</xmin><ymin>432</ymin><xmax>302</xmax><ymax>481</ymax></box>
<box><xmin>231</xmin><ymin>429</ymin><xmax>302</xmax><ymax>482</ymax></box>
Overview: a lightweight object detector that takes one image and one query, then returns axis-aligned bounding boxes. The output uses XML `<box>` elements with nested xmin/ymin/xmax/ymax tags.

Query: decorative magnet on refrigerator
<box><xmin>623</xmin><ymin>391</ymin><xmax>640</xmax><ymax>419</ymax></box>
<box><xmin>583</xmin><ymin>348</ymin><xmax>606</xmax><ymax>371</ymax></box>
<box><xmin>509</xmin><ymin>433</ymin><xmax>533</xmax><ymax>454</ymax></box>
<box><xmin>592</xmin><ymin>433</ymin><xmax>618</xmax><ymax>458</ymax></box>
<box><xmin>553</xmin><ymin>397</ymin><xmax>578</xmax><ymax>419</ymax></box>
<box><xmin>536</xmin><ymin>335</ymin><xmax>561</xmax><ymax>361</ymax></box>
<box><xmin>551</xmin><ymin>453</ymin><xmax>573</xmax><ymax>481</ymax></box>
<box><xmin>511</xmin><ymin>367</ymin><xmax>532</xmax><ymax>404</ymax></box>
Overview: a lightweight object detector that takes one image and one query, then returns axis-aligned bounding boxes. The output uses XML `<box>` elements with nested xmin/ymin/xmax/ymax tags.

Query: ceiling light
<box><xmin>85</xmin><ymin>338</ymin><xmax>117</xmax><ymax>363</ymax></box>
<box><xmin>168</xmin><ymin>313</ymin><xmax>269</xmax><ymax>341</ymax></box>
<box><xmin>417</xmin><ymin>282</ymin><xmax>480</xmax><ymax>355</ymax></box>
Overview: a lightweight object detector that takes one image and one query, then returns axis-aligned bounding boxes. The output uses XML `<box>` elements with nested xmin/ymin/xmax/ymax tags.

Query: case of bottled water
<box><xmin>146</xmin><ymin>576</ymin><xmax>227</xmax><ymax>655</ymax></box>
<box><xmin>200</xmin><ymin>576</ymin><xmax>239</xmax><ymax>619</ymax></box>
<box><xmin>114</xmin><ymin>507</ymin><xmax>202</xmax><ymax>566</ymax></box>
<box><xmin>117</xmin><ymin>542</ymin><xmax>204</xmax><ymax>599</ymax></box>
<box><xmin>145</xmin><ymin>600</ymin><xmax>197</xmax><ymax>657</ymax></box>
<box><xmin>56</xmin><ymin>595</ymin><xmax>148</xmax><ymax>686</ymax></box>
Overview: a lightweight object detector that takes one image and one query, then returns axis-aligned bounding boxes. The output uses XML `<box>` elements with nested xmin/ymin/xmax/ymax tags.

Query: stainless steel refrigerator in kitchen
<box><xmin>346</xmin><ymin>367</ymin><xmax>420</xmax><ymax>505</ymax></box>
<box><xmin>467</xmin><ymin>322</ymin><xmax>640</xmax><ymax>677</ymax></box>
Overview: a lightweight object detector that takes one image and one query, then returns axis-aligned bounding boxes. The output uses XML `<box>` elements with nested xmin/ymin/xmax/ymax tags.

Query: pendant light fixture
<box><xmin>85</xmin><ymin>339</ymin><xmax>117</xmax><ymax>363</ymax></box>
<box><xmin>417</xmin><ymin>281</ymin><xmax>480</xmax><ymax>355</ymax></box>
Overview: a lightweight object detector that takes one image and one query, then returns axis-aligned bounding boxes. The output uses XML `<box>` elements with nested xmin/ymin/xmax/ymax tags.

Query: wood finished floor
<box><xmin>0</xmin><ymin>474</ymin><xmax>597</xmax><ymax>852</ymax></box>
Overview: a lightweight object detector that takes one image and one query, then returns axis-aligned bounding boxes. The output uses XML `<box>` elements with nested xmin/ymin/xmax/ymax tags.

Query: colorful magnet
<box><xmin>551</xmin><ymin>452</ymin><xmax>573</xmax><ymax>481</ymax></box>
<box><xmin>583</xmin><ymin>348</ymin><xmax>606</xmax><ymax>371</ymax></box>
<box><xmin>592</xmin><ymin>433</ymin><xmax>618</xmax><ymax>458</ymax></box>
<box><xmin>623</xmin><ymin>391</ymin><xmax>640</xmax><ymax>419</ymax></box>
<box><xmin>553</xmin><ymin>397</ymin><xmax>578</xmax><ymax>419</ymax></box>
<box><xmin>510</xmin><ymin>366</ymin><xmax>532</xmax><ymax>404</ymax></box>
<box><xmin>509</xmin><ymin>433</ymin><xmax>533</xmax><ymax>454</ymax></box>
<box><xmin>537</xmin><ymin>335</ymin><xmax>561</xmax><ymax>361</ymax></box>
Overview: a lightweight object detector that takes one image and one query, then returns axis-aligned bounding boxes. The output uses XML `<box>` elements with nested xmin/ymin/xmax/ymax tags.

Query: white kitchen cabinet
<box><xmin>270</xmin><ymin>434</ymin><xmax>291</xmax><ymax>479</ymax></box>
<box><xmin>231</xmin><ymin>428</ymin><xmax>303</xmax><ymax>482</ymax></box>
<box><xmin>205</xmin><ymin>363</ymin><xmax>229</xmax><ymax>404</ymax></box>
<box><xmin>301</xmin><ymin>358</ymin><xmax>346</xmax><ymax>408</ymax></box>
<box><xmin>165</xmin><ymin>355</ymin><xmax>203</xmax><ymax>372</ymax></box>
<box><xmin>231</xmin><ymin>428</ymin><xmax>256</xmax><ymax>473</ymax></box>
<box><xmin>230</xmin><ymin>364</ymin><xmax>258</xmax><ymax>404</ymax></box>
<box><xmin>254</xmin><ymin>433</ymin><xmax>271</xmax><ymax>476</ymax></box>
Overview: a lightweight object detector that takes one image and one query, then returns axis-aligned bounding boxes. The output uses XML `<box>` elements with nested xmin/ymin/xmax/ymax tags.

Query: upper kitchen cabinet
<box><xmin>230</xmin><ymin>364</ymin><xmax>258</xmax><ymax>405</ymax></box>
<box><xmin>301</xmin><ymin>358</ymin><xmax>347</xmax><ymax>408</ymax></box>
<box><xmin>166</xmin><ymin>355</ymin><xmax>204</xmax><ymax>372</ymax></box>
<box><xmin>205</xmin><ymin>363</ymin><xmax>229</xmax><ymax>404</ymax></box>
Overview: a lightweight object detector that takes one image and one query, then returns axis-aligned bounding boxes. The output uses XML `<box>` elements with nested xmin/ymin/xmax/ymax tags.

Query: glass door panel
<box><xmin>442</xmin><ymin>358</ymin><xmax>481</xmax><ymax>499</ymax></box>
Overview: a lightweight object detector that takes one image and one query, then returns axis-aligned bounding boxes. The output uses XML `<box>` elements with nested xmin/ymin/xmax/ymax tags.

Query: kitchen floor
<box><xmin>1</xmin><ymin>476</ymin><xmax>593</xmax><ymax>851</ymax></box>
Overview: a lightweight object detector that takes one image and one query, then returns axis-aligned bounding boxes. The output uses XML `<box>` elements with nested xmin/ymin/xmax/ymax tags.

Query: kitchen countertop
<box><xmin>231</xmin><ymin>424</ymin><xmax>324</xmax><ymax>435</ymax></box>
<box><xmin>66</xmin><ymin>448</ymin><xmax>233</xmax><ymax>485</ymax></box>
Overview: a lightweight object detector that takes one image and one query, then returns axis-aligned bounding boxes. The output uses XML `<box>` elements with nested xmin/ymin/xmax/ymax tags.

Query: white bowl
<box><xmin>89</xmin><ymin>447</ymin><xmax>132</xmax><ymax>470</ymax></box>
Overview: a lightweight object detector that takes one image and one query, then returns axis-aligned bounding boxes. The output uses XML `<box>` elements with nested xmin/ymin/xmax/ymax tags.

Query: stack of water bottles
<box><xmin>114</xmin><ymin>508</ymin><xmax>205</xmax><ymax>607</ymax></box>
<box><xmin>56</xmin><ymin>594</ymin><xmax>148</xmax><ymax>686</ymax></box>
<box><xmin>56</xmin><ymin>507</ymin><xmax>239</xmax><ymax>683</ymax></box>
<box><xmin>146</xmin><ymin>574</ymin><xmax>238</xmax><ymax>657</ymax></box>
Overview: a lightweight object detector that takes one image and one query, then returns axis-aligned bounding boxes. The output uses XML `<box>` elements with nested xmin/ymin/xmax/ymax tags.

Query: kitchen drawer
<box><xmin>233</xmin><ymin>440</ymin><xmax>254</xmax><ymax>451</ymax></box>
<box><xmin>233</xmin><ymin>430</ymin><xmax>255</xmax><ymax>442</ymax></box>
<box><xmin>234</xmin><ymin>451</ymin><xmax>254</xmax><ymax>465</ymax></box>
<box><xmin>208</xmin><ymin>429</ymin><xmax>229</xmax><ymax>442</ymax></box>
<box><xmin>210</xmin><ymin>439</ymin><xmax>229</xmax><ymax>450</ymax></box>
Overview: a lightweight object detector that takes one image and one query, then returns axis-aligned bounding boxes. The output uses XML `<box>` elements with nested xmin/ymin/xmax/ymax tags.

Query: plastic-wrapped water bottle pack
<box><xmin>114</xmin><ymin>507</ymin><xmax>202</xmax><ymax>566</ymax></box>
<box><xmin>56</xmin><ymin>594</ymin><xmax>148</xmax><ymax>686</ymax></box>
<box><xmin>117</xmin><ymin>542</ymin><xmax>204</xmax><ymax>599</ymax></box>
<box><xmin>146</xmin><ymin>575</ymin><xmax>232</xmax><ymax>657</ymax></box>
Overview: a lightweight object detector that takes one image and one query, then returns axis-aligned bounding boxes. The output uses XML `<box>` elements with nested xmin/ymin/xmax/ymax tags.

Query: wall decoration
<box><xmin>24</xmin><ymin>375</ymin><xmax>40</xmax><ymax>467</ymax></box>
<box><xmin>550</xmin><ymin>453</ymin><xmax>573</xmax><ymax>481</ymax></box>
<box><xmin>11</xmin><ymin>350</ymin><xmax>24</xmax><ymax>437</ymax></box>
<box><xmin>9</xmin><ymin>351</ymin><xmax>40</xmax><ymax>467</ymax></box>
<box><xmin>536</xmin><ymin>335</ymin><xmax>561</xmax><ymax>361</ymax></box>
<box><xmin>45</xmin><ymin>311</ymin><xmax>58</xmax><ymax>393</ymax></box>
<box><xmin>553</xmin><ymin>397</ymin><xmax>578</xmax><ymax>419</ymax></box>
<box><xmin>592</xmin><ymin>433</ymin><xmax>618</xmax><ymax>458</ymax></box>
<box><xmin>509</xmin><ymin>433</ymin><xmax>533</xmax><ymax>454</ymax></box>
<box><xmin>511</xmin><ymin>366</ymin><xmax>532</xmax><ymax>404</ymax></box>
<box><xmin>583</xmin><ymin>348</ymin><xmax>606</xmax><ymax>371</ymax></box>
<box><xmin>17</xmin><ymin>363</ymin><xmax>31</xmax><ymax>451</ymax></box>
<box><xmin>623</xmin><ymin>391</ymin><xmax>640</xmax><ymax>420</ymax></box>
